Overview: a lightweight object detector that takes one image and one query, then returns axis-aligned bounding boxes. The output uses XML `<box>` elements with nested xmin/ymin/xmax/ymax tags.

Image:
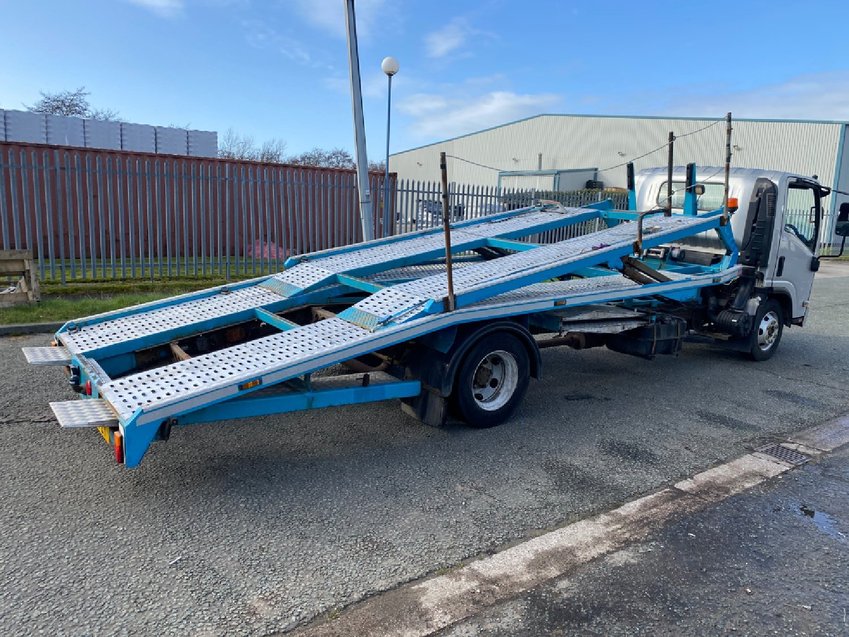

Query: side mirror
<box><xmin>837</xmin><ymin>203</ymin><xmax>849</xmax><ymax>236</ymax></box>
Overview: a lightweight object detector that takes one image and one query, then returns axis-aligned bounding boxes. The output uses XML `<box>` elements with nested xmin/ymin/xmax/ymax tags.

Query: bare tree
<box><xmin>257</xmin><ymin>138</ymin><xmax>288</xmax><ymax>163</ymax></box>
<box><xmin>288</xmin><ymin>147</ymin><xmax>356</xmax><ymax>169</ymax></box>
<box><xmin>218</xmin><ymin>128</ymin><xmax>257</xmax><ymax>160</ymax></box>
<box><xmin>26</xmin><ymin>87</ymin><xmax>120</xmax><ymax>121</ymax></box>
<box><xmin>218</xmin><ymin>128</ymin><xmax>288</xmax><ymax>162</ymax></box>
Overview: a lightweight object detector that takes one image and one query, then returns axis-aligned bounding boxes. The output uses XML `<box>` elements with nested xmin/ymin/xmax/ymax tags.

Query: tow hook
<box><xmin>68</xmin><ymin>365</ymin><xmax>82</xmax><ymax>393</ymax></box>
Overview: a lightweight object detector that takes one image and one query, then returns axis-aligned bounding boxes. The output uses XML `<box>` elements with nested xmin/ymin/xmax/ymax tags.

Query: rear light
<box><xmin>84</xmin><ymin>380</ymin><xmax>92</xmax><ymax>396</ymax></box>
<box><xmin>114</xmin><ymin>431</ymin><xmax>124</xmax><ymax>464</ymax></box>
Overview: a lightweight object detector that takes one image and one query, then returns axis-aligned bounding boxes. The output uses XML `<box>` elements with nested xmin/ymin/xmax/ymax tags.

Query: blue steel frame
<box><xmin>56</xmin><ymin>192</ymin><xmax>741</xmax><ymax>468</ymax></box>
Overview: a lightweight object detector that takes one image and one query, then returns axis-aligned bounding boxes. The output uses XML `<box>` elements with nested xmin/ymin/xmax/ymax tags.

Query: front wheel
<box><xmin>747</xmin><ymin>298</ymin><xmax>784</xmax><ymax>361</ymax></box>
<box><xmin>452</xmin><ymin>333</ymin><xmax>530</xmax><ymax>428</ymax></box>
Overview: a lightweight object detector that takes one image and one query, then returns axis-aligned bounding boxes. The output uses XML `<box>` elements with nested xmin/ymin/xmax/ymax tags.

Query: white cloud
<box><xmin>324</xmin><ymin>70</ymin><xmax>411</xmax><ymax>99</ymax></box>
<box><xmin>662</xmin><ymin>71</ymin><xmax>849</xmax><ymax>121</ymax></box>
<box><xmin>424</xmin><ymin>18</ymin><xmax>474</xmax><ymax>58</ymax></box>
<box><xmin>290</xmin><ymin>0</ymin><xmax>393</xmax><ymax>40</ymax></box>
<box><xmin>399</xmin><ymin>90</ymin><xmax>560</xmax><ymax>140</ymax></box>
<box><xmin>126</xmin><ymin>0</ymin><xmax>184</xmax><ymax>18</ymax></box>
<box><xmin>242</xmin><ymin>20</ymin><xmax>314</xmax><ymax>66</ymax></box>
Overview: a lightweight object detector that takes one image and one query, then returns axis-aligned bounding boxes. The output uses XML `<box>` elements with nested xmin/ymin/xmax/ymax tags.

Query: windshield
<box><xmin>656</xmin><ymin>181</ymin><xmax>725</xmax><ymax>211</ymax></box>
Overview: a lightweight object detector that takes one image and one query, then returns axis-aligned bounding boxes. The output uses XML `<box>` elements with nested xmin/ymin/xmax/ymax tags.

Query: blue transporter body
<box><xmin>24</xmin><ymin>200</ymin><xmax>740</xmax><ymax>467</ymax></box>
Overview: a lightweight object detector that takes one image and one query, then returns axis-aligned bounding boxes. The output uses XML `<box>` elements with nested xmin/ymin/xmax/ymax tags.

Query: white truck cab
<box><xmin>635</xmin><ymin>166</ymin><xmax>826</xmax><ymax>326</ymax></box>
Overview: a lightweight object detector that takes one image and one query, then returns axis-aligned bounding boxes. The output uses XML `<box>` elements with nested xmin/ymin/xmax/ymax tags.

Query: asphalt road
<box><xmin>441</xmin><ymin>443</ymin><xmax>849</xmax><ymax>637</ymax></box>
<box><xmin>1</xmin><ymin>262</ymin><xmax>848</xmax><ymax>636</ymax></box>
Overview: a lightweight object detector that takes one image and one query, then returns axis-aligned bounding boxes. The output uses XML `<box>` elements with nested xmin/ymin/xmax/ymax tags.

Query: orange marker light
<box><xmin>727</xmin><ymin>197</ymin><xmax>739</xmax><ymax>213</ymax></box>
<box><xmin>238</xmin><ymin>378</ymin><xmax>262</xmax><ymax>391</ymax></box>
<box><xmin>114</xmin><ymin>431</ymin><xmax>124</xmax><ymax>464</ymax></box>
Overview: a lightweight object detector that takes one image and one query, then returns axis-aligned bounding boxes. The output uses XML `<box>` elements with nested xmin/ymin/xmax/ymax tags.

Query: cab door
<box><xmin>771</xmin><ymin>178</ymin><xmax>822</xmax><ymax>321</ymax></box>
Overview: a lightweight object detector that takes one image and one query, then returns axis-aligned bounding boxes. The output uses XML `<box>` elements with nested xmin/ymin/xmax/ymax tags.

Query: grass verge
<box><xmin>0</xmin><ymin>276</ymin><xmax>256</xmax><ymax>325</ymax></box>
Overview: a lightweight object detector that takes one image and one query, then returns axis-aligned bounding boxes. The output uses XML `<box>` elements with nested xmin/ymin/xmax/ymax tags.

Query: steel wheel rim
<box><xmin>757</xmin><ymin>310</ymin><xmax>780</xmax><ymax>351</ymax></box>
<box><xmin>471</xmin><ymin>350</ymin><xmax>519</xmax><ymax>411</ymax></box>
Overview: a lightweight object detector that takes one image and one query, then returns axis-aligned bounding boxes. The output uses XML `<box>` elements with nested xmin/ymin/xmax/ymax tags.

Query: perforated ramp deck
<box><xmin>58</xmin><ymin>206</ymin><xmax>596</xmax><ymax>357</ymax></box>
<box><xmin>260</xmin><ymin>206</ymin><xmax>595</xmax><ymax>296</ymax></box>
<box><xmin>100</xmin><ymin>318</ymin><xmax>372</xmax><ymax>424</ymax></box>
<box><xmin>343</xmin><ymin>213</ymin><xmax>714</xmax><ymax>328</ymax></box>
<box><xmin>59</xmin><ymin>286</ymin><xmax>288</xmax><ymax>356</ymax></box>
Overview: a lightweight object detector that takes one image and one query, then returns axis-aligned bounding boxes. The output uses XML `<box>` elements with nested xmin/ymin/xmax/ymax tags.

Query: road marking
<box><xmin>292</xmin><ymin>416</ymin><xmax>849</xmax><ymax>637</ymax></box>
<box><xmin>788</xmin><ymin>414</ymin><xmax>849</xmax><ymax>452</ymax></box>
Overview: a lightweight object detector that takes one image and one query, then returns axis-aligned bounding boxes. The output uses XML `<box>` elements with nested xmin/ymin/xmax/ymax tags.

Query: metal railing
<box><xmin>3</xmin><ymin>139</ymin><xmax>839</xmax><ymax>288</ymax></box>
<box><xmin>394</xmin><ymin>180</ymin><xmax>628</xmax><ymax>243</ymax></box>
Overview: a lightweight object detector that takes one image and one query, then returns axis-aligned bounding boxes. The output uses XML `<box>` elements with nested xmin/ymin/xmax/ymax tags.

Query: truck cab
<box><xmin>635</xmin><ymin>166</ymin><xmax>827</xmax><ymax>328</ymax></box>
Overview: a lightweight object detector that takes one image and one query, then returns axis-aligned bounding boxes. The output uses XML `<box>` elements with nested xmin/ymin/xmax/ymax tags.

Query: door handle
<box><xmin>776</xmin><ymin>256</ymin><xmax>785</xmax><ymax>277</ymax></box>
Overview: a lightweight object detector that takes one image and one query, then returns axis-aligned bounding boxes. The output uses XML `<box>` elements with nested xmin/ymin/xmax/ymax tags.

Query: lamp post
<box><xmin>381</xmin><ymin>55</ymin><xmax>399</xmax><ymax>236</ymax></box>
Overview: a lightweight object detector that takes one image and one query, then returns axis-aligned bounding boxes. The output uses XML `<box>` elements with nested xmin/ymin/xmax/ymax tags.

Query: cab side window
<box><xmin>784</xmin><ymin>185</ymin><xmax>819</xmax><ymax>250</ymax></box>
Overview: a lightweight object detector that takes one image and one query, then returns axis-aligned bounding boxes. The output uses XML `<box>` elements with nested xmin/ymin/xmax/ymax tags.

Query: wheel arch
<box><xmin>760</xmin><ymin>288</ymin><xmax>793</xmax><ymax>326</ymax></box>
<box><xmin>443</xmin><ymin>320</ymin><xmax>541</xmax><ymax>396</ymax></box>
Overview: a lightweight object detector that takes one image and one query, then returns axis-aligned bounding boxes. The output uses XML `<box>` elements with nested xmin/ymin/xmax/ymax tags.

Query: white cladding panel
<box><xmin>46</xmin><ymin>114</ymin><xmax>85</xmax><ymax>146</ymax></box>
<box><xmin>4</xmin><ymin>110</ymin><xmax>46</xmax><ymax>143</ymax></box>
<box><xmin>392</xmin><ymin>115</ymin><xmax>842</xmax><ymax>192</ymax></box>
<box><xmin>121</xmin><ymin>123</ymin><xmax>156</xmax><ymax>153</ymax></box>
<box><xmin>155</xmin><ymin>127</ymin><xmax>188</xmax><ymax>154</ymax></box>
<box><xmin>84</xmin><ymin>119</ymin><xmax>122</xmax><ymax>150</ymax></box>
<box><xmin>0</xmin><ymin>109</ymin><xmax>217</xmax><ymax>155</ymax></box>
<box><xmin>187</xmin><ymin>130</ymin><xmax>218</xmax><ymax>157</ymax></box>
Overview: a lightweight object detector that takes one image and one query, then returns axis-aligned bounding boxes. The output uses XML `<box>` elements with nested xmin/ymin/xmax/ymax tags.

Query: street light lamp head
<box><xmin>381</xmin><ymin>56</ymin><xmax>399</xmax><ymax>76</ymax></box>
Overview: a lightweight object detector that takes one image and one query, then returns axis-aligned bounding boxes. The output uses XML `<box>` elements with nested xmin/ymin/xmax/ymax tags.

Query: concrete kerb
<box><xmin>291</xmin><ymin>413</ymin><xmax>849</xmax><ymax>637</ymax></box>
<box><xmin>0</xmin><ymin>322</ymin><xmax>63</xmax><ymax>337</ymax></box>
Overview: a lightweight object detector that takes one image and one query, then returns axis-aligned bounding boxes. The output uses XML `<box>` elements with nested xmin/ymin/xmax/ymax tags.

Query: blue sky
<box><xmin>2</xmin><ymin>0</ymin><xmax>848</xmax><ymax>157</ymax></box>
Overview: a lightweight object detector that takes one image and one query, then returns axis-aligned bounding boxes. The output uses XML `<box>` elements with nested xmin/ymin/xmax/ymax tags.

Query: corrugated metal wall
<box><xmin>0</xmin><ymin>142</ymin><xmax>392</xmax><ymax>283</ymax></box>
<box><xmin>391</xmin><ymin>115</ymin><xmax>843</xmax><ymax>193</ymax></box>
<box><xmin>833</xmin><ymin>124</ymin><xmax>849</xmax><ymax>218</ymax></box>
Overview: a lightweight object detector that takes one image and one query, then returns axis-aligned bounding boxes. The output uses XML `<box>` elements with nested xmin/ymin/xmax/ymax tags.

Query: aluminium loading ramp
<box><xmin>25</xmin><ymin>203</ymin><xmax>739</xmax><ymax>467</ymax></box>
<box><xmin>52</xmin><ymin>205</ymin><xmax>599</xmax><ymax>360</ymax></box>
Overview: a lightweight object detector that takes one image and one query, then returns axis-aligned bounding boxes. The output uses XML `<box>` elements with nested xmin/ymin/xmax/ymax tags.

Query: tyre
<box><xmin>452</xmin><ymin>333</ymin><xmax>530</xmax><ymax>428</ymax></box>
<box><xmin>747</xmin><ymin>298</ymin><xmax>784</xmax><ymax>361</ymax></box>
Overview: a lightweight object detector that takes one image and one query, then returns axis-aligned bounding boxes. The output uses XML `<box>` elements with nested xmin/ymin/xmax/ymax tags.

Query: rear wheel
<box><xmin>452</xmin><ymin>333</ymin><xmax>530</xmax><ymax>428</ymax></box>
<box><xmin>747</xmin><ymin>298</ymin><xmax>783</xmax><ymax>361</ymax></box>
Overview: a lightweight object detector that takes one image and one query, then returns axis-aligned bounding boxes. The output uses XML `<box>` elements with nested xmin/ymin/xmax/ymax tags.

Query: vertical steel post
<box><xmin>116</xmin><ymin>156</ymin><xmax>126</xmax><ymax>278</ymax></box>
<box><xmin>43</xmin><ymin>153</ymin><xmax>56</xmax><ymax>280</ymax></box>
<box><xmin>224</xmin><ymin>163</ymin><xmax>231</xmax><ymax>281</ymax></box>
<box><xmin>10</xmin><ymin>150</ymin><xmax>21</xmax><ymax>249</ymax></box>
<box><xmin>0</xmin><ymin>149</ymin><xmax>8</xmax><ymax>250</ymax></box>
<box><xmin>684</xmin><ymin>162</ymin><xmax>697</xmax><ymax>216</ymax></box>
<box><xmin>105</xmin><ymin>157</ymin><xmax>115</xmax><ymax>278</ymax></box>
<box><xmin>31</xmin><ymin>152</ymin><xmax>43</xmax><ymax>279</ymax></box>
<box><xmin>722</xmin><ymin>112</ymin><xmax>733</xmax><ymax>224</ymax></box>
<box><xmin>666</xmin><ymin>131</ymin><xmax>674</xmax><ymax>216</ymax></box>
<box><xmin>440</xmin><ymin>152</ymin><xmax>455</xmax><ymax>312</ymax></box>
<box><xmin>164</xmin><ymin>161</ymin><xmax>172</xmax><ymax>277</ymax></box>
<box><xmin>626</xmin><ymin>162</ymin><xmax>636</xmax><ymax>210</ymax></box>
<box><xmin>344</xmin><ymin>0</ymin><xmax>374</xmax><ymax>241</ymax></box>
<box><xmin>383</xmin><ymin>72</ymin><xmax>393</xmax><ymax>237</ymax></box>
<box><xmin>153</xmin><ymin>159</ymin><xmax>161</xmax><ymax>278</ymax></box>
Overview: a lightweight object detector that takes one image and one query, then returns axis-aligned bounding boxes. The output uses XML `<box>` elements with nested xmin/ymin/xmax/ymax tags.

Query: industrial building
<box><xmin>390</xmin><ymin>114</ymin><xmax>849</xmax><ymax>235</ymax></box>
